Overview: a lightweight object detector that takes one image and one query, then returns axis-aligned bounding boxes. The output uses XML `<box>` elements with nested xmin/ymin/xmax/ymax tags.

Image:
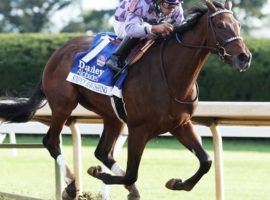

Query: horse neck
<box><xmin>163</xmin><ymin>14</ymin><xmax>210</xmax><ymax>101</ymax></box>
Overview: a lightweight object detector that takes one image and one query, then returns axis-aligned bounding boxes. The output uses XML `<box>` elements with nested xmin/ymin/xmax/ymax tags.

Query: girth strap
<box><xmin>111</xmin><ymin>96</ymin><xmax>127</xmax><ymax>123</ymax></box>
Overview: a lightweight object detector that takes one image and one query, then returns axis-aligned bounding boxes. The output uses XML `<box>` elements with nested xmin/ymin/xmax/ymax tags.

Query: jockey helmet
<box><xmin>154</xmin><ymin>0</ymin><xmax>181</xmax><ymax>18</ymax></box>
<box><xmin>162</xmin><ymin>0</ymin><xmax>180</xmax><ymax>6</ymax></box>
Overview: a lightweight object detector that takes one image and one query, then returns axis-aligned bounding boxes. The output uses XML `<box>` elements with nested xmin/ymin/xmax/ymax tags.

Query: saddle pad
<box><xmin>66</xmin><ymin>32</ymin><xmax>127</xmax><ymax>98</ymax></box>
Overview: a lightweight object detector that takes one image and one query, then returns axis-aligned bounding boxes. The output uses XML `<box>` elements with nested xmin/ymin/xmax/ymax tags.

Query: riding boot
<box><xmin>106</xmin><ymin>37</ymin><xmax>139</xmax><ymax>72</ymax></box>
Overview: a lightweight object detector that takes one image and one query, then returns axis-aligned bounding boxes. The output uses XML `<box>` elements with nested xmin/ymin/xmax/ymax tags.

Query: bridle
<box><xmin>175</xmin><ymin>9</ymin><xmax>243</xmax><ymax>61</ymax></box>
<box><xmin>159</xmin><ymin>8</ymin><xmax>243</xmax><ymax>105</ymax></box>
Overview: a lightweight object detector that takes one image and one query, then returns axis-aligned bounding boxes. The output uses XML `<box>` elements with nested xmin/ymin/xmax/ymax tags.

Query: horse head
<box><xmin>205</xmin><ymin>0</ymin><xmax>252</xmax><ymax>71</ymax></box>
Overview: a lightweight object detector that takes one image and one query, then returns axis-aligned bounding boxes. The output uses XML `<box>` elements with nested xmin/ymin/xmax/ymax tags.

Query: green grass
<box><xmin>0</xmin><ymin>135</ymin><xmax>270</xmax><ymax>200</ymax></box>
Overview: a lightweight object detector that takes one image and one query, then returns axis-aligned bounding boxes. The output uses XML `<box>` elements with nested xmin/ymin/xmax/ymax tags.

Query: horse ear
<box><xmin>205</xmin><ymin>0</ymin><xmax>217</xmax><ymax>13</ymax></box>
<box><xmin>224</xmin><ymin>0</ymin><xmax>233</xmax><ymax>10</ymax></box>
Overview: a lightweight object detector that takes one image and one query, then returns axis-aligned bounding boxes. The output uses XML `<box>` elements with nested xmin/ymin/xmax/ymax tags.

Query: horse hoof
<box><xmin>62</xmin><ymin>190</ymin><xmax>75</xmax><ymax>200</ymax></box>
<box><xmin>127</xmin><ymin>193</ymin><xmax>141</xmax><ymax>200</ymax></box>
<box><xmin>165</xmin><ymin>178</ymin><xmax>182</xmax><ymax>190</ymax></box>
<box><xmin>62</xmin><ymin>180</ymin><xmax>77</xmax><ymax>200</ymax></box>
<box><xmin>125</xmin><ymin>185</ymin><xmax>140</xmax><ymax>200</ymax></box>
<box><xmin>87</xmin><ymin>165</ymin><xmax>102</xmax><ymax>177</ymax></box>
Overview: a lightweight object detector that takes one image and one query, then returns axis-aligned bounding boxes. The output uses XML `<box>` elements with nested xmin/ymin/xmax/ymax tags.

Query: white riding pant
<box><xmin>113</xmin><ymin>20</ymin><xmax>127</xmax><ymax>39</ymax></box>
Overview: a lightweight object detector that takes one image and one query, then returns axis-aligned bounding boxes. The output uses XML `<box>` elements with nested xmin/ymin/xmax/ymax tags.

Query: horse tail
<box><xmin>0</xmin><ymin>79</ymin><xmax>46</xmax><ymax>123</ymax></box>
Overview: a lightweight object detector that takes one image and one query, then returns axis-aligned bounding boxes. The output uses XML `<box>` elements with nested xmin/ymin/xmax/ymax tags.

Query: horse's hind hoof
<box><xmin>165</xmin><ymin>178</ymin><xmax>182</xmax><ymax>190</ymax></box>
<box><xmin>166</xmin><ymin>178</ymin><xmax>194</xmax><ymax>191</ymax></box>
<box><xmin>87</xmin><ymin>165</ymin><xmax>102</xmax><ymax>177</ymax></box>
<box><xmin>62</xmin><ymin>180</ymin><xmax>77</xmax><ymax>200</ymax></box>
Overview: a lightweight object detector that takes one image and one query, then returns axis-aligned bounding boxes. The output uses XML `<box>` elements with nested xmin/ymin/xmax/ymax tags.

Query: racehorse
<box><xmin>0</xmin><ymin>0</ymin><xmax>251</xmax><ymax>199</ymax></box>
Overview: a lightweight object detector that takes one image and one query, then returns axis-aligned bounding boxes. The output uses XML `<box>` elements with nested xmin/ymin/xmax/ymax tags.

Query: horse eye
<box><xmin>216</xmin><ymin>22</ymin><xmax>225</xmax><ymax>29</ymax></box>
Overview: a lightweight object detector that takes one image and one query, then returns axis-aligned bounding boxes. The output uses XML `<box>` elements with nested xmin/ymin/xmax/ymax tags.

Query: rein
<box><xmin>159</xmin><ymin>41</ymin><xmax>199</xmax><ymax>105</ymax></box>
<box><xmin>175</xmin><ymin>9</ymin><xmax>243</xmax><ymax>61</ymax></box>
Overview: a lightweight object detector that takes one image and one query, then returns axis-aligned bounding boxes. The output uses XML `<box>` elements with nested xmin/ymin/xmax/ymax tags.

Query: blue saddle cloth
<box><xmin>66</xmin><ymin>32</ymin><xmax>127</xmax><ymax>98</ymax></box>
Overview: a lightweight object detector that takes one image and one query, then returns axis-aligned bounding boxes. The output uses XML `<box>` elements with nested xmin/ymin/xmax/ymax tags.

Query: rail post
<box><xmin>210</xmin><ymin>123</ymin><xmax>224</xmax><ymax>200</ymax></box>
<box><xmin>69</xmin><ymin>121</ymin><xmax>83</xmax><ymax>197</ymax></box>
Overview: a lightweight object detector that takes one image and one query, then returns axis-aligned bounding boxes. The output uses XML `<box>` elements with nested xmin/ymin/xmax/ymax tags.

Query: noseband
<box><xmin>175</xmin><ymin>9</ymin><xmax>243</xmax><ymax>61</ymax></box>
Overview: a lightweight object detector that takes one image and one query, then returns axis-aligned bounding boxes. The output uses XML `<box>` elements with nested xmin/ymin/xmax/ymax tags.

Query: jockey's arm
<box><xmin>125</xmin><ymin>13</ymin><xmax>176</xmax><ymax>38</ymax></box>
<box><xmin>124</xmin><ymin>12</ymin><xmax>153</xmax><ymax>38</ymax></box>
<box><xmin>124</xmin><ymin>3</ymin><xmax>184</xmax><ymax>38</ymax></box>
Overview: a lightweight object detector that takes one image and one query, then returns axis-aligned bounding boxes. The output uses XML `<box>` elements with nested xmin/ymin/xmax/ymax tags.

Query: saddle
<box><xmin>112</xmin><ymin>38</ymin><xmax>155</xmax><ymax>80</ymax></box>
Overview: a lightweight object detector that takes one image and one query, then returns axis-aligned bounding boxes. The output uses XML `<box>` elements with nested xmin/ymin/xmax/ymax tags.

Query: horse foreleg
<box><xmin>88</xmin><ymin>118</ymin><xmax>140</xmax><ymax>200</ymax></box>
<box><xmin>43</xmin><ymin>112</ymin><xmax>77</xmax><ymax>200</ymax></box>
<box><xmin>88</xmin><ymin>125</ymin><xmax>148</xmax><ymax>198</ymax></box>
<box><xmin>167</xmin><ymin>121</ymin><xmax>212</xmax><ymax>191</ymax></box>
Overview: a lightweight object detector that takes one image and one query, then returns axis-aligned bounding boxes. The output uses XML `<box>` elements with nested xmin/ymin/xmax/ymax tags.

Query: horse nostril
<box><xmin>238</xmin><ymin>53</ymin><xmax>250</xmax><ymax>63</ymax></box>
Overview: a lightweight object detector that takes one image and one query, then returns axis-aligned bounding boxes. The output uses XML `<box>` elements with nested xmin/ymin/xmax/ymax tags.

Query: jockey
<box><xmin>106</xmin><ymin>0</ymin><xmax>184</xmax><ymax>72</ymax></box>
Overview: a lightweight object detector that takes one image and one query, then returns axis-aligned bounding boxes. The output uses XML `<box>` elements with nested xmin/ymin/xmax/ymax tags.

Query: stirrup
<box><xmin>108</xmin><ymin>64</ymin><xmax>122</xmax><ymax>72</ymax></box>
<box><xmin>106</xmin><ymin>56</ymin><xmax>122</xmax><ymax>72</ymax></box>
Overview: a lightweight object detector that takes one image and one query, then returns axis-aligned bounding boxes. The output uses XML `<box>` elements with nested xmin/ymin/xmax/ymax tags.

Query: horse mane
<box><xmin>185</xmin><ymin>0</ymin><xmax>224</xmax><ymax>17</ymax></box>
<box><xmin>174</xmin><ymin>0</ymin><xmax>225</xmax><ymax>33</ymax></box>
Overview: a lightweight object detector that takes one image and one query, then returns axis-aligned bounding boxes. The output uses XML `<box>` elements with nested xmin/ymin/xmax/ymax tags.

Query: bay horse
<box><xmin>0</xmin><ymin>0</ymin><xmax>251</xmax><ymax>199</ymax></box>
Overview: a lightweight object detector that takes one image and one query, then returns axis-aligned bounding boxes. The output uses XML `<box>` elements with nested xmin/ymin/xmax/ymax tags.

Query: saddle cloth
<box><xmin>66</xmin><ymin>32</ymin><xmax>153</xmax><ymax>98</ymax></box>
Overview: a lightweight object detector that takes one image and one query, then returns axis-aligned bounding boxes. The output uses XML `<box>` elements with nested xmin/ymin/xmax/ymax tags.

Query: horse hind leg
<box><xmin>42</xmin><ymin>108</ymin><xmax>77</xmax><ymax>200</ymax></box>
<box><xmin>88</xmin><ymin>118</ymin><xmax>141</xmax><ymax>200</ymax></box>
<box><xmin>167</xmin><ymin>121</ymin><xmax>212</xmax><ymax>191</ymax></box>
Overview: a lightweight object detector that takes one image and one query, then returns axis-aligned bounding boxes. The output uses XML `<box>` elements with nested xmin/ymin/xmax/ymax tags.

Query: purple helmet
<box><xmin>163</xmin><ymin>0</ymin><xmax>180</xmax><ymax>5</ymax></box>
